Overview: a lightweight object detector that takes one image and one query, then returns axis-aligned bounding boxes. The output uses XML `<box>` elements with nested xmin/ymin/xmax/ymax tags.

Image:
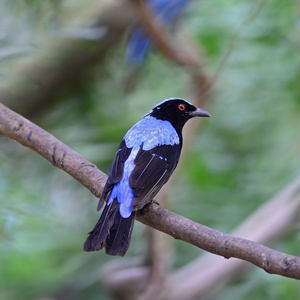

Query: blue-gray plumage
<box><xmin>83</xmin><ymin>98</ymin><xmax>211</xmax><ymax>256</ymax></box>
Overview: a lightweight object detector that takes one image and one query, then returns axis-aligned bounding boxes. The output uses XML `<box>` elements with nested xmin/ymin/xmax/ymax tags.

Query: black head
<box><xmin>146</xmin><ymin>98</ymin><xmax>211</xmax><ymax>133</ymax></box>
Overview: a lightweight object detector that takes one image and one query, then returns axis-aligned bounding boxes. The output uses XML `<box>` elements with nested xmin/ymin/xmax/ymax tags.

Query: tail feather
<box><xmin>83</xmin><ymin>200</ymin><xmax>135</xmax><ymax>256</ymax></box>
<box><xmin>106</xmin><ymin>211</ymin><xmax>136</xmax><ymax>256</ymax></box>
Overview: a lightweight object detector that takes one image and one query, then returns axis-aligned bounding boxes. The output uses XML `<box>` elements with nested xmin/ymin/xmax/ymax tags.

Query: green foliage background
<box><xmin>0</xmin><ymin>0</ymin><xmax>299</xmax><ymax>299</ymax></box>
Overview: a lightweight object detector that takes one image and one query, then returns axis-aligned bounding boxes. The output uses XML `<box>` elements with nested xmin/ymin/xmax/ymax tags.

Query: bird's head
<box><xmin>146</xmin><ymin>98</ymin><xmax>211</xmax><ymax>132</ymax></box>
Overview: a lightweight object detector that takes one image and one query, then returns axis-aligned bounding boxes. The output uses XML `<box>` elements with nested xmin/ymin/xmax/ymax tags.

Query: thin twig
<box><xmin>133</xmin><ymin>0</ymin><xmax>202</xmax><ymax>67</ymax></box>
<box><xmin>211</xmin><ymin>0</ymin><xmax>268</xmax><ymax>86</ymax></box>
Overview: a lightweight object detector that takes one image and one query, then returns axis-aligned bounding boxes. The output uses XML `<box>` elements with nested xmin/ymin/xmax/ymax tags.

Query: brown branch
<box><xmin>0</xmin><ymin>103</ymin><xmax>106</xmax><ymax>198</ymax></box>
<box><xmin>168</xmin><ymin>176</ymin><xmax>300</xmax><ymax>299</ymax></box>
<box><xmin>136</xmin><ymin>203</ymin><xmax>300</xmax><ymax>280</ymax></box>
<box><xmin>132</xmin><ymin>0</ymin><xmax>212</xmax><ymax>105</ymax></box>
<box><xmin>132</xmin><ymin>0</ymin><xmax>205</xmax><ymax>69</ymax></box>
<box><xmin>1</xmin><ymin>102</ymin><xmax>300</xmax><ymax>280</ymax></box>
<box><xmin>133</xmin><ymin>0</ymin><xmax>179</xmax><ymax>62</ymax></box>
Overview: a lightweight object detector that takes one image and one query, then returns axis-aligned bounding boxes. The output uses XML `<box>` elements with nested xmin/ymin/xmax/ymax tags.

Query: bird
<box><xmin>83</xmin><ymin>97</ymin><xmax>211</xmax><ymax>256</ymax></box>
<box><xmin>126</xmin><ymin>0</ymin><xmax>191</xmax><ymax>65</ymax></box>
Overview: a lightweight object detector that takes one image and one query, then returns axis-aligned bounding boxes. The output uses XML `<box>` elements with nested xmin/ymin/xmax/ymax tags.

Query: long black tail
<box><xmin>83</xmin><ymin>200</ymin><xmax>136</xmax><ymax>256</ymax></box>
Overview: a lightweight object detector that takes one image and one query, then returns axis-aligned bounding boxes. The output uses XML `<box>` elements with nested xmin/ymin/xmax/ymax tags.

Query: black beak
<box><xmin>190</xmin><ymin>108</ymin><xmax>211</xmax><ymax>118</ymax></box>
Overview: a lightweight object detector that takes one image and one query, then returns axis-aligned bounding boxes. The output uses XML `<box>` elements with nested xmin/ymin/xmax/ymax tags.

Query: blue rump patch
<box><xmin>108</xmin><ymin>148</ymin><xmax>139</xmax><ymax>218</ymax></box>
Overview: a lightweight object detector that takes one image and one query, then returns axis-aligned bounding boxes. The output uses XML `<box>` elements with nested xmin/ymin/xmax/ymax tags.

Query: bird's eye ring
<box><xmin>178</xmin><ymin>104</ymin><xmax>185</xmax><ymax>111</ymax></box>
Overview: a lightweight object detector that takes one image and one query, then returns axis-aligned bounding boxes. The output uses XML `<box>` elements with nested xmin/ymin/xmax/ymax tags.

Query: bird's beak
<box><xmin>190</xmin><ymin>108</ymin><xmax>211</xmax><ymax>118</ymax></box>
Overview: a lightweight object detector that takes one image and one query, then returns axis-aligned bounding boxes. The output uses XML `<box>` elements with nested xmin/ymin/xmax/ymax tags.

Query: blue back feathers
<box><xmin>108</xmin><ymin>148</ymin><xmax>138</xmax><ymax>218</ymax></box>
<box><xmin>125</xmin><ymin>116</ymin><xmax>180</xmax><ymax>151</ymax></box>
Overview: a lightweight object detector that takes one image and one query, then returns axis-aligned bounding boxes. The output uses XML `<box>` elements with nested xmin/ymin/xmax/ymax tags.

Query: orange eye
<box><xmin>178</xmin><ymin>104</ymin><xmax>185</xmax><ymax>111</ymax></box>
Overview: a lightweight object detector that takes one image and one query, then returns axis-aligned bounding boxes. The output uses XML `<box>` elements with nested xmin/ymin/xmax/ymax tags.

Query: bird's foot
<box><xmin>151</xmin><ymin>199</ymin><xmax>160</xmax><ymax>206</ymax></box>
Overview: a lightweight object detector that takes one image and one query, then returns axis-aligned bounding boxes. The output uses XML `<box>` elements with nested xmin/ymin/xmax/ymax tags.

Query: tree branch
<box><xmin>168</xmin><ymin>175</ymin><xmax>300</xmax><ymax>299</ymax></box>
<box><xmin>0</xmin><ymin>103</ymin><xmax>106</xmax><ymax>197</ymax></box>
<box><xmin>137</xmin><ymin>202</ymin><xmax>300</xmax><ymax>280</ymax></box>
<box><xmin>1</xmin><ymin>102</ymin><xmax>300</xmax><ymax>280</ymax></box>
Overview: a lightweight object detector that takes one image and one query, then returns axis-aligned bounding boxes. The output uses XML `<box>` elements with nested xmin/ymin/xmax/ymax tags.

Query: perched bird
<box><xmin>84</xmin><ymin>98</ymin><xmax>211</xmax><ymax>256</ymax></box>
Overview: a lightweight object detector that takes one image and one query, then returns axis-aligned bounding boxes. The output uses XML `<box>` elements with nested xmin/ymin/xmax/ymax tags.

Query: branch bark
<box><xmin>137</xmin><ymin>200</ymin><xmax>300</xmax><ymax>280</ymax></box>
<box><xmin>0</xmin><ymin>103</ymin><xmax>107</xmax><ymax>197</ymax></box>
<box><xmin>168</xmin><ymin>175</ymin><xmax>300</xmax><ymax>299</ymax></box>
<box><xmin>1</xmin><ymin>102</ymin><xmax>300</xmax><ymax>281</ymax></box>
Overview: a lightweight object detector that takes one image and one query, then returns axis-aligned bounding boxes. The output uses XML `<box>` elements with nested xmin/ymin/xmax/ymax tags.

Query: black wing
<box><xmin>97</xmin><ymin>140</ymin><xmax>132</xmax><ymax>211</ymax></box>
<box><xmin>130</xmin><ymin>143</ymin><xmax>181</xmax><ymax>211</ymax></box>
